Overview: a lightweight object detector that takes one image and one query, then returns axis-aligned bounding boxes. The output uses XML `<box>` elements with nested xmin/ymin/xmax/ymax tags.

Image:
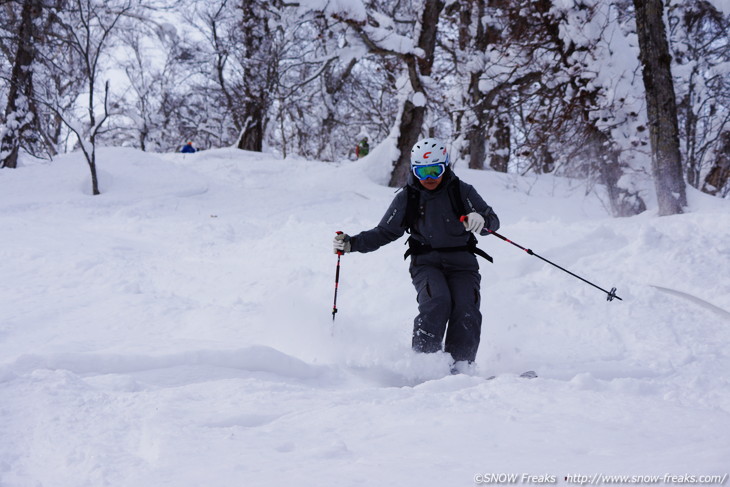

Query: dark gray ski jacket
<box><xmin>350</xmin><ymin>170</ymin><xmax>499</xmax><ymax>254</ymax></box>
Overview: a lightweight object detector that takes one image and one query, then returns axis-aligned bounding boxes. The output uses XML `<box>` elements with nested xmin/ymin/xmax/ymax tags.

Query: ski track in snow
<box><xmin>1</xmin><ymin>147</ymin><xmax>729</xmax><ymax>486</ymax></box>
<box><xmin>649</xmin><ymin>285</ymin><xmax>730</xmax><ymax>320</ymax></box>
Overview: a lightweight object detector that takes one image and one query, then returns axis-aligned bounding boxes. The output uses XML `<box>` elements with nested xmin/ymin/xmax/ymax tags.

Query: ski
<box><xmin>485</xmin><ymin>370</ymin><xmax>538</xmax><ymax>380</ymax></box>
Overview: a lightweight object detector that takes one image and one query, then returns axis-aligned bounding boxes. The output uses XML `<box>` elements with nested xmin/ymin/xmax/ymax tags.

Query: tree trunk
<box><xmin>236</xmin><ymin>0</ymin><xmax>274</xmax><ymax>152</ymax></box>
<box><xmin>390</xmin><ymin>96</ymin><xmax>426</xmax><ymax>187</ymax></box>
<box><xmin>468</xmin><ymin>126</ymin><xmax>486</xmax><ymax>170</ymax></box>
<box><xmin>237</xmin><ymin>110</ymin><xmax>265</xmax><ymax>151</ymax></box>
<box><xmin>633</xmin><ymin>0</ymin><xmax>687</xmax><ymax>215</ymax></box>
<box><xmin>702</xmin><ymin>131</ymin><xmax>730</xmax><ymax>196</ymax></box>
<box><xmin>587</xmin><ymin>124</ymin><xmax>647</xmax><ymax>217</ymax></box>
<box><xmin>488</xmin><ymin>112</ymin><xmax>510</xmax><ymax>172</ymax></box>
<box><xmin>460</xmin><ymin>0</ymin><xmax>493</xmax><ymax>171</ymax></box>
<box><xmin>388</xmin><ymin>0</ymin><xmax>444</xmax><ymax>187</ymax></box>
<box><xmin>0</xmin><ymin>0</ymin><xmax>40</xmax><ymax>169</ymax></box>
<box><xmin>89</xmin><ymin>151</ymin><xmax>100</xmax><ymax>196</ymax></box>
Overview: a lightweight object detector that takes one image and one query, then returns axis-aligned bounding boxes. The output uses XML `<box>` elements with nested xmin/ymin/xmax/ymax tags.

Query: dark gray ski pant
<box><xmin>409</xmin><ymin>250</ymin><xmax>482</xmax><ymax>362</ymax></box>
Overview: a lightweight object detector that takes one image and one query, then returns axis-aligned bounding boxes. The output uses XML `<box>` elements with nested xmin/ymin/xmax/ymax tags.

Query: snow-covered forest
<box><xmin>1</xmin><ymin>0</ymin><xmax>729</xmax><ymax>208</ymax></box>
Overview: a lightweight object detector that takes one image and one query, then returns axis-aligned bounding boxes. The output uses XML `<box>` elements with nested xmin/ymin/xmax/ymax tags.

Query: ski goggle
<box><xmin>412</xmin><ymin>163</ymin><xmax>446</xmax><ymax>180</ymax></box>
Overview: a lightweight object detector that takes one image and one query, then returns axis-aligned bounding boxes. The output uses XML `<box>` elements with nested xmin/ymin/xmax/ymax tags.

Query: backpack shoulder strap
<box><xmin>447</xmin><ymin>177</ymin><xmax>467</xmax><ymax>218</ymax></box>
<box><xmin>450</xmin><ymin>177</ymin><xmax>494</xmax><ymax>264</ymax></box>
<box><xmin>404</xmin><ymin>185</ymin><xmax>420</xmax><ymax>231</ymax></box>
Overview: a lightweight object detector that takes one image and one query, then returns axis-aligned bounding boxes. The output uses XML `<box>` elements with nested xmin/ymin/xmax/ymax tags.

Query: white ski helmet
<box><xmin>410</xmin><ymin>137</ymin><xmax>449</xmax><ymax>166</ymax></box>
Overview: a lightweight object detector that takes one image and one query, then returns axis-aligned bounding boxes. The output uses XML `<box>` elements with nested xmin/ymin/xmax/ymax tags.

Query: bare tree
<box><xmin>633</xmin><ymin>0</ymin><xmax>687</xmax><ymax>215</ymax></box>
<box><xmin>388</xmin><ymin>0</ymin><xmax>445</xmax><ymax>187</ymax></box>
<box><xmin>235</xmin><ymin>0</ymin><xmax>279</xmax><ymax>151</ymax></box>
<box><xmin>271</xmin><ymin>6</ymin><xmax>400</xmax><ymax>162</ymax></box>
<box><xmin>115</xmin><ymin>17</ymin><xmax>196</xmax><ymax>152</ymax></box>
<box><xmin>668</xmin><ymin>1</ymin><xmax>730</xmax><ymax>192</ymax></box>
<box><xmin>187</xmin><ymin>0</ymin><xmax>282</xmax><ymax>152</ymax></box>
<box><xmin>0</xmin><ymin>0</ymin><xmax>41</xmax><ymax>168</ymax></box>
<box><xmin>294</xmin><ymin>1</ymin><xmax>444</xmax><ymax>184</ymax></box>
<box><xmin>45</xmin><ymin>0</ymin><xmax>135</xmax><ymax>195</ymax></box>
<box><xmin>447</xmin><ymin>0</ymin><xmax>523</xmax><ymax>172</ymax></box>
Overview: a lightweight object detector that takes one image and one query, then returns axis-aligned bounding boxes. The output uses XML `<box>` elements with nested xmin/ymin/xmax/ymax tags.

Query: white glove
<box><xmin>333</xmin><ymin>233</ymin><xmax>351</xmax><ymax>254</ymax></box>
<box><xmin>463</xmin><ymin>212</ymin><xmax>485</xmax><ymax>234</ymax></box>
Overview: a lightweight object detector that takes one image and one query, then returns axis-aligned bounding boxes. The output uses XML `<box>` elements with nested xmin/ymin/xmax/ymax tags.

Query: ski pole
<box><xmin>460</xmin><ymin>216</ymin><xmax>621</xmax><ymax>302</ymax></box>
<box><xmin>332</xmin><ymin>231</ymin><xmax>344</xmax><ymax>320</ymax></box>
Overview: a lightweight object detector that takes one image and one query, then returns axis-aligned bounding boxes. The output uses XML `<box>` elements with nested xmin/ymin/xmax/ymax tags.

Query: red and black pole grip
<box><xmin>335</xmin><ymin>230</ymin><xmax>344</xmax><ymax>256</ymax></box>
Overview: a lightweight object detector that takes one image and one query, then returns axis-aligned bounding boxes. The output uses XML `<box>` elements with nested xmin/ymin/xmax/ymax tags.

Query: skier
<box><xmin>333</xmin><ymin>137</ymin><xmax>500</xmax><ymax>372</ymax></box>
<box><xmin>181</xmin><ymin>141</ymin><xmax>196</xmax><ymax>153</ymax></box>
<box><xmin>355</xmin><ymin>137</ymin><xmax>369</xmax><ymax>158</ymax></box>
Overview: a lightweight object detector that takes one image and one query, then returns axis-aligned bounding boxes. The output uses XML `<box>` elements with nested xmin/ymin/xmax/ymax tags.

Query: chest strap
<box><xmin>404</xmin><ymin>236</ymin><xmax>493</xmax><ymax>263</ymax></box>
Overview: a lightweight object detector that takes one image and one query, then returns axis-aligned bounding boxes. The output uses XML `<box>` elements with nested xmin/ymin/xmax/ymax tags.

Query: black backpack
<box><xmin>402</xmin><ymin>179</ymin><xmax>493</xmax><ymax>263</ymax></box>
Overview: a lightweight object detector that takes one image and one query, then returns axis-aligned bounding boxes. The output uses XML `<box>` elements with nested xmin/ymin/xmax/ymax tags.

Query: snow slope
<box><xmin>1</xmin><ymin>147</ymin><xmax>729</xmax><ymax>486</ymax></box>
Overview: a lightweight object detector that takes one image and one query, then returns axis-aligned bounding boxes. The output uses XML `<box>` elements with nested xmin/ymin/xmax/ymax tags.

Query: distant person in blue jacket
<box><xmin>181</xmin><ymin>141</ymin><xmax>196</xmax><ymax>153</ymax></box>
